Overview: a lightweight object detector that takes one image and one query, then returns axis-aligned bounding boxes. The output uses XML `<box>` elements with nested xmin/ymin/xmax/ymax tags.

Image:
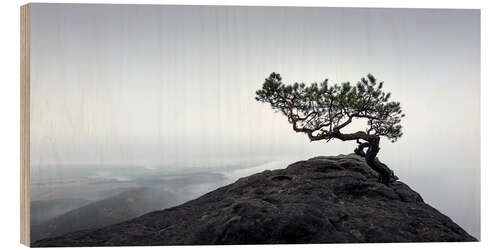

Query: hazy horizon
<box><xmin>29</xmin><ymin>4</ymin><xmax>480</xmax><ymax>238</ymax></box>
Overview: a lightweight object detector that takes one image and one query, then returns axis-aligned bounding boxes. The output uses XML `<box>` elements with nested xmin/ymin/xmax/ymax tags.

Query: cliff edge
<box><xmin>33</xmin><ymin>154</ymin><xmax>476</xmax><ymax>246</ymax></box>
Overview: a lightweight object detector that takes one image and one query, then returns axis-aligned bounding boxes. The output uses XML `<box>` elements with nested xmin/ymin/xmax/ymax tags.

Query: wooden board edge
<box><xmin>20</xmin><ymin>3</ymin><xmax>30</xmax><ymax>247</ymax></box>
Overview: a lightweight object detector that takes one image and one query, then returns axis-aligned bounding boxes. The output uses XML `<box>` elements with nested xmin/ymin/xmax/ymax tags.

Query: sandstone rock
<box><xmin>33</xmin><ymin>154</ymin><xmax>476</xmax><ymax>246</ymax></box>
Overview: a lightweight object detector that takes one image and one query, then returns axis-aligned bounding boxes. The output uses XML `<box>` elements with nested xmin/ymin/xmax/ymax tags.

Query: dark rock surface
<box><xmin>33</xmin><ymin>154</ymin><xmax>476</xmax><ymax>247</ymax></box>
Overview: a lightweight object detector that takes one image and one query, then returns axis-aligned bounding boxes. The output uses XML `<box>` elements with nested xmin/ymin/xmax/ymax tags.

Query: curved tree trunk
<box><xmin>354</xmin><ymin>136</ymin><xmax>398</xmax><ymax>185</ymax></box>
<box><xmin>307</xmin><ymin>129</ymin><xmax>399</xmax><ymax>185</ymax></box>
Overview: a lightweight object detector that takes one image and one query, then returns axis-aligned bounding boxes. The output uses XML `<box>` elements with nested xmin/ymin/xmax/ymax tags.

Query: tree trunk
<box><xmin>317</xmin><ymin>130</ymin><xmax>398</xmax><ymax>185</ymax></box>
<box><xmin>355</xmin><ymin>136</ymin><xmax>398</xmax><ymax>185</ymax></box>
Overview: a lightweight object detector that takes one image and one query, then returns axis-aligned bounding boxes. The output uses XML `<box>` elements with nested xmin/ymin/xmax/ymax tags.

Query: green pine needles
<box><xmin>256</xmin><ymin>72</ymin><xmax>404</xmax><ymax>185</ymax></box>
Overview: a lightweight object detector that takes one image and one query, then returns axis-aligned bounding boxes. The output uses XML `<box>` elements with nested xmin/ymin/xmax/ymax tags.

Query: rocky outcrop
<box><xmin>33</xmin><ymin>154</ymin><xmax>476</xmax><ymax>247</ymax></box>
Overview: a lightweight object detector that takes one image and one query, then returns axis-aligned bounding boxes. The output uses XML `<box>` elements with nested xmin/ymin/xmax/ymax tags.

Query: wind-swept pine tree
<box><xmin>255</xmin><ymin>73</ymin><xmax>404</xmax><ymax>185</ymax></box>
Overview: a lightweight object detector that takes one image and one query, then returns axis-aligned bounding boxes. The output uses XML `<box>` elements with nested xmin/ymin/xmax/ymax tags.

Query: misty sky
<box><xmin>29</xmin><ymin>4</ymin><xmax>480</xmax><ymax>238</ymax></box>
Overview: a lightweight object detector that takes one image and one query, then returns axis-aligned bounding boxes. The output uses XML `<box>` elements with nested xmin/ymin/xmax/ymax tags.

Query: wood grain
<box><xmin>20</xmin><ymin>3</ymin><xmax>30</xmax><ymax>246</ymax></box>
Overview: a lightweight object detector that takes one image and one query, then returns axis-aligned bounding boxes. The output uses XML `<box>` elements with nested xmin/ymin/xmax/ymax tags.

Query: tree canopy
<box><xmin>255</xmin><ymin>72</ymin><xmax>404</xmax><ymax>185</ymax></box>
<box><xmin>255</xmin><ymin>72</ymin><xmax>404</xmax><ymax>143</ymax></box>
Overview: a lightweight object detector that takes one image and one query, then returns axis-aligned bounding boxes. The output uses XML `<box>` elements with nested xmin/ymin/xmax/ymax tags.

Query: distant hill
<box><xmin>31</xmin><ymin>198</ymin><xmax>91</xmax><ymax>226</ymax></box>
<box><xmin>33</xmin><ymin>154</ymin><xmax>476</xmax><ymax>246</ymax></box>
<box><xmin>31</xmin><ymin>187</ymin><xmax>181</xmax><ymax>242</ymax></box>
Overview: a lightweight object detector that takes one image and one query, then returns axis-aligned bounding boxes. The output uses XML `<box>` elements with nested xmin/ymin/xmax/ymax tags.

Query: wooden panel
<box><xmin>20</xmin><ymin>3</ymin><xmax>30</xmax><ymax>246</ymax></box>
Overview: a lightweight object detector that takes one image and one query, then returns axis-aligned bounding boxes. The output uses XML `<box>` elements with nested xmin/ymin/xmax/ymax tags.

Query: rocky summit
<box><xmin>33</xmin><ymin>154</ymin><xmax>476</xmax><ymax>247</ymax></box>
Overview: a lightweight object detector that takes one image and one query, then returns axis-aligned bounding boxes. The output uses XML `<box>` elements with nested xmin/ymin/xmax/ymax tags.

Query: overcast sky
<box><xmin>29</xmin><ymin>4</ymin><xmax>480</xmax><ymax>238</ymax></box>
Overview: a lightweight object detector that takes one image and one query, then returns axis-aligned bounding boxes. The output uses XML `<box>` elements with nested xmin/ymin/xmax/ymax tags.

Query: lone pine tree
<box><xmin>255</xmin><ymin>73</ymin><xmax>404</xmax><ymax>185</ymax></box>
